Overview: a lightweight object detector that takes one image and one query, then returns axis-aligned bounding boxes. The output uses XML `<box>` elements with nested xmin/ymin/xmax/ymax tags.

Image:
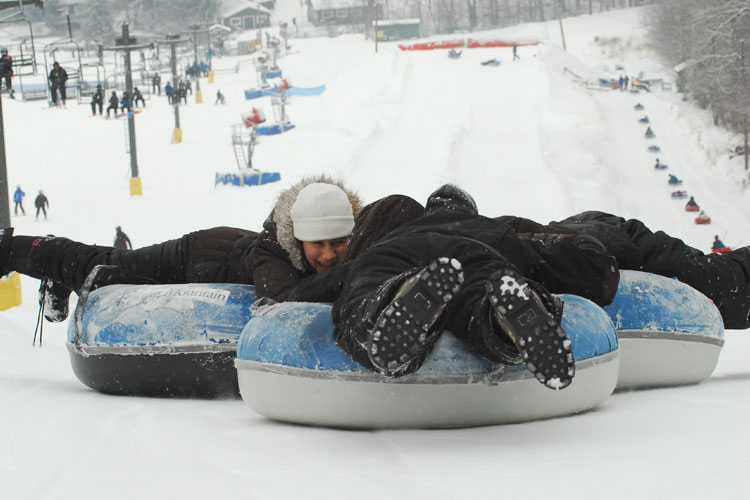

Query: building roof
<box><xmin>311</xmin><ymin>0</ymin><xmax>366</xmax><ymax>9</ymax></box>
<box><xmin>221</xmin><ymin>0</ymin><xmax>271</xmax><ymax>17</ymax></box>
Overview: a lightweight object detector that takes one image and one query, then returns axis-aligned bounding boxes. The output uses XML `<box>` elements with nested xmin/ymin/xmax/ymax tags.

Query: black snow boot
<box><xmin>368</xmin><ymin>257</ymin><xmax>464</xmax><ymax>377</ymax></box>
<box><xmin>38</xmin><ymin>279</ymin><xmax>73</xmax><ymax>323</ymax></box>
<box><xmin>486</xmin><ymin>268</ymin><xmax>574</xmax><ymax>390</ymax></box>
<box><xmin>425</xmin><ymin>184</ymin><xmax>478</xmax><ymax>216</ymax></box>
<box><xmin>0</xmin><ymin>227</ymin><xmax>13</xmax><ymax>276</ymax></box>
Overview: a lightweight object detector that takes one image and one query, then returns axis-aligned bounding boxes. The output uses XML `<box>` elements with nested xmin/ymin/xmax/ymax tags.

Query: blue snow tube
<box><xmin>235</xmin><ymin>294</ymin><xmax>620</xmax><ymax>429</ymax></box>
<box><xmin>603</xmin><ymin>270</ymin><xmax>724</xmax><ymax>390</ymax></box>
<box><xmin>256</xmin><ymin>123</ymin><xmax>295</xmax><ymax>135</ymax></box>
<box><xmin>67</xmin><ymin>283</ymin><xmax>257</xmax><ymax>398</ymax></box>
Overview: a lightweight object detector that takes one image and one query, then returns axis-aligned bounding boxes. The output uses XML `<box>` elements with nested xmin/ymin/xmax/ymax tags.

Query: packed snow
<box><xmin>1</xmin><ymin>6</ymin><xmax>749</xmax><ymax>499</ymax></box>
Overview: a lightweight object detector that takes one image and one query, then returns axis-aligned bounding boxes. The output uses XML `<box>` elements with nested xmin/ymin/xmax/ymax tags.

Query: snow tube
<box><xmin>603</xmin><ymin>270</ymin><xmax>724</xmax><ymax>390</ymax></box>
<box><xmin>639</xmin><ymin>117</ymin><xmax>650</xmax><ymax>124</ymax></box>
<box><xmin>256</xmin><ymin>123</ymin><xmax>296</xmax><ymax>135</ymax></box>
<box><xmin>695</xmin><ymin>215</ymin><xmax>711</xmax><ymax>224</ymax></box>
<box><xmin>711</xmin><ymin>247</ymin><xmax>731</xmax><ymax>253</ymax></box>
<box><xmin>655</xmin><ymin>164</ymin><xmax>668</xmax><ymax>169</ymax></box>
<box><xmin>266</xmin><ymin>85</ymin><xmax>326</xmax><ymax>98</ymax></box>
<box><xmin>668</xmin><ymin>178</ymin><xmax>683</xmax><ymax>185</ymax></box>
<box><xmin>685</xmin><ymin>204</ymin><xmax>699</xmax><ymax>212</ymax></box>
<box><xmin>244</xmin><ymin>89</ymin><xmax>270</xmax><ymax>100</ymax></box>
<box><xmin>648</xmin><ymin>145</ymin><xmax>661</xmax><ymax>152</ymax></box>
<box><xmin>671</xmin><ymin>190</ymin><xmax>687</xmax><ymax>198</ymax></box>
<box><xmin>67</xmin><ymin>283</ymin><xmax>257</xmax><ymax>398</ymax></box>
<box><xmin>235</xmin><ymin>295</ymin><xmax>619</xmax><ymax>429</ymax></box>
<box><xmin>215</xmin><ymin>170</ymin><xmax>281</xmax><ymax>187</ymax></box>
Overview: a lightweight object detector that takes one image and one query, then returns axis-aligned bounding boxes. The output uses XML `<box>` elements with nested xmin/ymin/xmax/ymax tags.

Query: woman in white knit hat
<box><xmin>0</xmin><ymin>175</ymin><xmax>424</xmax><ymax>323</ymax></box>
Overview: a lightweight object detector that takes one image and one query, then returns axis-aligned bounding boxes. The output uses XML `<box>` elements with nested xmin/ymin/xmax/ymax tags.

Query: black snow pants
<box><xmin>549</xmin><ymin>211</ymin><xmax>750</xmax><ymax>330</ymax></box>
<box><xmin>8</xmin><ymin>227</ymin><xmax>257</xmax><ymax>295</ymax></box>
<box><xmin>325</xmin><ymin>210</ymin><xmax>619</xmax><ymax>373</ymax></box>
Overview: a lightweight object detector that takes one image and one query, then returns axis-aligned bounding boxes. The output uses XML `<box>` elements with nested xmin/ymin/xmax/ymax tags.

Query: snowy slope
<box><xmin>1</xmin><ymin>6</ymin><xmax>750</xmax><ymax>500</ymax></box>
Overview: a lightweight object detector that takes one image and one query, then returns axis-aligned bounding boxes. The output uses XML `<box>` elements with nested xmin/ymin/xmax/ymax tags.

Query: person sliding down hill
<box><xmin>712</xmin><ymin>235</ymin><xmax>726</xmax><ymax>251</ymax></box>
<box><xmin>495</xmin><ymin>208</ymin><xmax>750</xmax><ymax>330</ymax></box>
<box><xmin>0</xmin><ymin>175</ymin><xmax>424</xmax><ymax>324</ymax></box>
<box><xmin>686</xmin><ymin>196</ymin><xmax>698</xmax><ymax>209</ymax></box>
<box><xmin>288</xmin><ymin>185</ymin><xmax>587</xmax><ymax>390</ymax></box>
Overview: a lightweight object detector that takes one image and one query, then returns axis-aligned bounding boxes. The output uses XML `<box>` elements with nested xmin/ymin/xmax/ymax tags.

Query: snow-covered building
<box><xmin>222</xmin><ymin>0</ymin><xmax>272</xmax><ymax>31</ymax></box>
<box><xmin>305</xmin><ymin>0</ymin><xmax>381</xmax><ymax>26</ymax></box>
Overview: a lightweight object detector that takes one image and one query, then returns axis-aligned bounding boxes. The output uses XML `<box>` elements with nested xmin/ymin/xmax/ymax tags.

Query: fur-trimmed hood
<box><xmin>268</xmin><ymin>175</ymin><xmax>363</xmax><ymax>272</ymax></box>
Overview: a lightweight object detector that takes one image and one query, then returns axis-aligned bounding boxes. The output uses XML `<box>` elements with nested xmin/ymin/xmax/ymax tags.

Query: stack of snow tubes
<box><xmin>68</xmin><ymin>270</ymin><xmax>723</xmax><ymax>428</ymax></box>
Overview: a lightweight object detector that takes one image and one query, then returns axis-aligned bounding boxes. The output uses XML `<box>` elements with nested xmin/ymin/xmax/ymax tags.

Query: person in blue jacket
<box><xmin>712</xmin><ymin>235</ymin><xmax>726</xmax><ymax>250</ymax></box>
<box><xmin>13</xmin><ymin>186</ymin><xmax>25</xmax><ymax>216</ymax></box>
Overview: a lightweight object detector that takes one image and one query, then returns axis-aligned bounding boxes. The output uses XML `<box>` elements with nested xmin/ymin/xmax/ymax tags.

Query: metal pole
<box><xmin>556</xmin><ymin>1</ymin><xmax>567</xmax><ymax>51</ymax></box>
<box><xmin>170</xmin><ymin>40</ymin><xmax>180</xmax><ymax>130</ymax></box>
<box><xmin>122</xmin><ymin>24</ymin><xmax>139</xmax><ymax>179</ymax></box>
<box><xmin>192</xmin><ymin>29</ymin><xmax>200</xmax><ymax>93</ymax></box>
<box><xmin>374</xmin><ymin>1</ymin><xmax>378</xmax><ymax>53</ymax></box>
<box><xmin>0</xmin><ymin>92</ymin><xmax>10</xmax><ymax>228</ymax></box>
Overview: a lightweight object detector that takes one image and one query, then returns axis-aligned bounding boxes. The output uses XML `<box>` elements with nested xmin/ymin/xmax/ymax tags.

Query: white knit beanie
<box><xmin>291</xmin><ymin>183</ymin><xmax>355</xmax><ymax>241</ymax></box>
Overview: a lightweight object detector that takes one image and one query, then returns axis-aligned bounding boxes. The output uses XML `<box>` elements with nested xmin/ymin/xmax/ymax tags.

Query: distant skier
<box><xmin>654</xmin><ymin>158</ymin><xmax>662</xmax><ymax>168</ymax></box>
<box><xmin>34</xmin><ymin>190</ymin><xmax>49</xmax><ymax>221</ymax></box>
<box><xmin>113</xmin><ymin>226</ymin><xmax>132</xmax><ymax>250</ymax></box>
<box><xmin>106</xmin><ymin>91</ymin><xmax>119</xmax><ymax>118</ymax></box>
<box><xmin>712</xmin><ymin>235</ymin><xmax>726</xmax><ymax>250</ymax></box>
<box><xmin>152</xmin><ymin>73</ymin><xmax>161</xmax><ymax>95</ymax></box>
<box><xmin>13</xmin><ymin>185</ymin><xmax>25</xmax><ymax>216</ymax></box>
<box><xmin>512</xmin><ymin>42</ymin><xmax>519</xmax><ymax>60</ymax></box>
<box><xmin>120</xmin><ymin>91</ymin><xmax>133</xmax><ymax>114</ymax></box>
<box><xmin>0</xmin><ymin>48</ymin><xmax>14</xmax><ymax>97</ymax></box>
<box><xmin>215</xmin><ymin>89</ymin><xmax>226</xmax><ymax>105</ymax></box>
<box><xmin>90</xmin><ymin>84</ymin><xmax>104</xmax><ymax>116</ymax></box>
<box><xmin>133</xmin><ymin>87</ymin><xmax>145</xmax><ymax>108</ymax></box>
<box><xmin>48</xmin><ymin>62</ymin><xmax>68</xmax><ymax>106</ymax></box>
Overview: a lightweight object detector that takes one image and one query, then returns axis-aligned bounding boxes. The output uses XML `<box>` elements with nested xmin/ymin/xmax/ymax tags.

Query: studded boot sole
<box><xmin>368</xmin><ymin>257</ymin><xmax>464</xmax><ymax>377</ymax></box>
<box><xmin>487</xmin><ymin>269</ymin><xmax>575</xmax><ymax>390</ymax></box>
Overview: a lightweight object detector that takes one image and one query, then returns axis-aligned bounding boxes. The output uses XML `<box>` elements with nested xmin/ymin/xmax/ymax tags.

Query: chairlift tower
<box><xmin>0</xmin><ymin>0</ymin><xmax>43</xmax><ymax>229</ymax></box>
<box><xmin>186</xmin><ymin>24</ymin><xmax>210</xmax><ymax>104</ymax></box>
<box><xmin>156</xmin><ymin>34</ymin><xmax>190</xmax><ymax>144</ymax></box>
<box><xmin>103</xmin><ymin>23</ymin><xmax>153</xmax><ymax>196</ymax></box>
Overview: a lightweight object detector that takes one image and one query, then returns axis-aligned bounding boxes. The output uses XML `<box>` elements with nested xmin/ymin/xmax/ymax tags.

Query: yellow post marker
<box><xmin>130</xmin><ymin>177</ymin><xmax>143</xmax><ymax>196</ymax></box>
<box><xmin>195</xmin><ymin>90</ymin><xmax>203</xmax><ymax>104</ymax></box>
<box><xmin>0</xmin><ymin>272</ymin><xmax>22</xmax><ymax>310</ymax></box>
<box><xmin>172</xmin><ymin>128</ymin><xmax>182</xmax><ymax>144</ymax></box>
<box><xmin>208</xmin><ymin>71</ymin><xmax>214</xmax><ymax>84</ymax></box>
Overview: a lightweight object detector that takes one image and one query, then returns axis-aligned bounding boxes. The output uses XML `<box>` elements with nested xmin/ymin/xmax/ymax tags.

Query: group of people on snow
<box><xmin>2</xmin><ymin>177</ymin><xmax>750</xmax><ymax>391</ymax></box>
<box><xmin>12</xmin><ymin>186</ymin><xmax>49</xmax><ymax>220</ymax></box>
<box><xmin>165</xmin><ymin>79</ymin><xmax>191</xmax><ymax>105</ymax></box>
